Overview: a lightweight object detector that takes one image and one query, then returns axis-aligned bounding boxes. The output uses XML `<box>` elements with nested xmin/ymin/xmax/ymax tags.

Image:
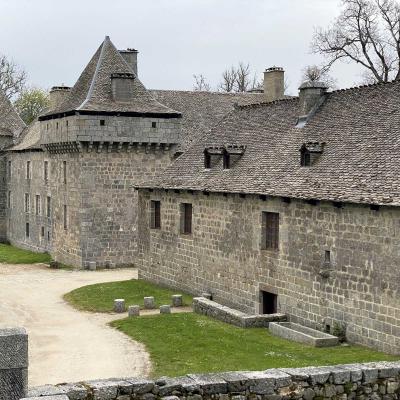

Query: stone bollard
<box><xmin>172</xmin><ymin>294</ymin><xmax>183</xmax><ymax>307</ymax></box>
<box><xmin>114</xmin><ymin>299</ymin><xmax>125</xmax><ymax>313</ymax></box>
<box><xmin>88</xmin><ymin>261</ymin><xmax>96</xmax><ymax>271</ymax></box>
<box><xmin>144</xmin><ymin>296</ymin><xmax>155</xmax><ymax>309</ymax></box>
<box><xmin>128</xmin><ymin>305</ymin><xmax>140</xmax><ymax>317</ymax></box>
<box><xmin>0</xmin><ymin>327</ymin><xmax>28</xmax><ymax>400</ymax></box>
<box><xmin>160</xmin><ymin>305</ymin><xmax>171</xmax><ymax>314</ymax></box>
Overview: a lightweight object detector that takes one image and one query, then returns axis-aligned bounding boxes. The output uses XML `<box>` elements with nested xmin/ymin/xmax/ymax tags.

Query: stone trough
<box><xmin>269</xmin><ymin>322</ymin><xmax>339</xmax><ymax>347</ymax></box>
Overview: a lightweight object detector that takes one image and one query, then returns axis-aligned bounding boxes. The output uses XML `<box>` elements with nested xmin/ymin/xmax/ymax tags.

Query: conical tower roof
<box><xmin>41</xmin><ymin>36</ymin><xmax>180</xmax><ymax>118</ymax></box>
<box><xmin>0</xmin><ymin>89</ymin><xmax>25</xmax><ymax>138</ymax></box>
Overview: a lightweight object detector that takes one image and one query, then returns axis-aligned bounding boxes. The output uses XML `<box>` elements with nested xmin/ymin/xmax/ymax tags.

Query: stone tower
<box><xmin>6</xmin><ymin>36</ymin><xmax>181</xmax><ymax>268</ymax></box>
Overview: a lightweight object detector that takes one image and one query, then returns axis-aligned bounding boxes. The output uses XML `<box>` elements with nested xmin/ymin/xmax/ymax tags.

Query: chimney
<box><xmin>119</xmin><ymin>48</ymin><xmax>139</xmax><ymax>76</ymax></box>
<box><xmin>49</xmin><ymin>85</ymin><xmax>70</xmax><ymax>110</ymax></box>
<box><xmin>298</xmin><ymin>81</ymin><xmax>327</xmax><ymax>116</ymax></box>
<box><xmin>296</xmin><ymin>81</ymin><xmax>328</xmax><ymax>128</ymax></box>
<box><xmin>263</xmin><ymin>67</ymin><xmax>285</xmax><ymax>102</ymax></box>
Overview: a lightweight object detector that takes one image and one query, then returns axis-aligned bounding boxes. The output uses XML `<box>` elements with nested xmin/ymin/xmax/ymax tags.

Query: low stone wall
<box><xmin>24</xmin><ymin>361</ymin><xmax>400</xmax><ymax>400</ymax></box>
<box><xmin>193</xmin><ymin>297</ymin><xmax>287</xmax><ymax>327</ymax></box>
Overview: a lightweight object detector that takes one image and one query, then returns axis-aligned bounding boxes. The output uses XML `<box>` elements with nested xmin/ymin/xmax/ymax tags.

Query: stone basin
<box><xmin>269</xmin><ymin>322</ymin><xmax>339</xmax><ymax>347</ymax></box>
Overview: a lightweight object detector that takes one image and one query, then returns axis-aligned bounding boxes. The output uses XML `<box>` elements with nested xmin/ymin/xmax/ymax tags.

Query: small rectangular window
<box><xmin>26</xmin><ymin>161</ymin><xmax>31</xmax><ymax>179</ymax></box>
<box><xmin>8</xmin><ymin>160</ymin><xmax>11</xmax><ymax>179</ymax></box>
<box><xmin>24</xmin><ymin>193</ymin><xmax>30</xmax><ymax>213</ymax></box>
<box><xmin>25</xmin><ymin>222</ymin><xmax>30</xmax><ymax>238</ymax></box>
<box><xmin>100</xmin><ymin>119</ymin><xmax>105</xmax><ymax>126</ymax></box>
<box><xmin>66</xmin><ymin>120</ymin><xmax>69</xmax><ymax>127</ymax></box>
<box><xmin>7</xmin><ymin>191</ymin><xmax>11</xmax><ymax>209</ymax></box>
<box><xmin>261</xmin><ymin>212</ymin><xmax>279</xmax><ymax>250</ymax></box>
<box><xmin>204</xmin><ymin>151</ymin><xmax>211</xmax><ymax>169</ymax></box>
<box><xmin>62</xmin><ymin>161</ymin><xmax>67</xmax><ymax>184</ymax></box>
<box><xmin>223</xmin><ymin>152</ymin><xmax>230</xmax><ymax>169</ymax></box>
<box><xmin>63</xmin><ymin>205</ymin><xmax>68</xmax><ymax>230</ymax></box>
<box><xmin>41</xmin><ymin>226</ymin><xmax>45</xmax><ymax>238</ymax></box>
<box><xmin>180</xmin><ymin>203</ymin><xmax>192</xmax><ymax>234</ymax></box>
<box><xmin>151</xmin><ymin>121</ymin><xmax>157</xmax><ymax>128</ymax></box>
<box><xmin>47</xmin><ymin>231</ymin><xmax>50</xmax><ymax>241</ymax></box>
<box><xmin>301</xmin><ymin>151</ymin><xmax>311</xmax><ymax>167</ymax></box>
<box><xmin>324</xmin><ymin>250</ymin><xmax>331</xmax><ymax>263</ymax></box>
<box><xmin>35</xmin><ymin>195</ymin><xmax>41</xmax><ymax>216</ymax></box>
<box><xmin>47</xmin><ymin>196</ymin><xmax>51</xmax><ymax>218</ymax></box>
<box><xmin>150</xmin><ymin>200</ymin><xmax>161</xmax><ymax>229</ymax></box>
<box><xmin>44</xmin><ymin>161</ymin><xmax>49</xmax><ymax>182</ymax></box>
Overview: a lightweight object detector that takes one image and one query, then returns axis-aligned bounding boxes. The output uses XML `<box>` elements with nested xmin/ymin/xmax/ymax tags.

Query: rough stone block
<box><xmin>128</xmin><ymin>305</ymin><xmax>140</xmax><ymax>317</ymax></box>
<box><xmin>114</xmin><ymin>299</ymin><xmax>125</xmax><ymax>313</ymax></box>
<box><xmin>0</xmin><ymin>327</ymin><xmax>28</xmax><ymax>369</ymax></box>
<box><xmin>88</xmin><ymin>261</ymin><xmax>96</xmax><ymax>271</ymax></box>
<box><xmin>160</xmin><ymin>305</ymin><xmax>171</xmax><ymax>314</ymax></box>
<box><xmin>21</xmin><ymin>396</ymin><xmax>69</xmax><ymax>400</ymax></box>
<box><xmin>172</xmin><ymin>294</ymin><xmax>183</xmax><ymax>307</ymax></box>
<box><xmin>144</xmin><ymin>296</ymin><xmax>155</xmax><ymax>309</ymax></box>
<box><xmin>0</xmin><ymin>368</ymin><xmax>28</xmax><ymax>400</ymax></box>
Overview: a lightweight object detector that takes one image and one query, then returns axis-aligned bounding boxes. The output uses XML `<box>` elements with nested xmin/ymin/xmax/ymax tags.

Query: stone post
<box><xmin>114</xmin><ymin>299</ymin><xmax>125</xmax><ymax>313</ymax></box>
<box><xmin>172</xmin><ymin>294</ymin><xmax>183</xmax><ymax>307</ymax></box>
<box><xmin>0</xmin><ymin>327</ymin><xmax>28</xmax><ymax>400</ymax></box>
<box><xmin>128</xmin><ymin>305</ymin><xmax>140</xmax><ymax>317</ymax></box>
<box><xmin>144</xmin><ymin>296</ymin><xmax>155</xmax><ymax>309</ymax></box>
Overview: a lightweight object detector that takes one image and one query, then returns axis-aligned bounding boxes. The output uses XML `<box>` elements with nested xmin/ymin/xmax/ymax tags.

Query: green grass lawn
<box><xmin>0</xmin><ymin>243</ymin><xmax>51</xmax><ymax>264</ymax></box>
<box><xmin>64</xmin><ymin>280</ymin><xmax>193</xmax><ymax>312</ymax></box>
<box><xmin>111</xmin><ymin>313</ymin><xmax>398</xmax><ymax>378</ymax></box>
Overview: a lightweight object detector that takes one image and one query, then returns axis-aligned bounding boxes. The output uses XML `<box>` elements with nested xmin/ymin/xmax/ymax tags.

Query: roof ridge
<box><xmin>77</xmin><ymin>36</ymin><xmax>109</xmax><ymax>110</ymax></box>
<box><xmin>238</xmin><ymin>97</ymin><xmax>299</xmax><ymax>110</ymax></box>
<box><xmin>329</xmin><ymin>78</ymin><xmax>399</xmax><ymax>95</ymax></box>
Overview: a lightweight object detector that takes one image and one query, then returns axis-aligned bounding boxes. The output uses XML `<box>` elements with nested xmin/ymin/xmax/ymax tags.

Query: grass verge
<box><xmin>0</xmin><ymin>243</ymin><xmax>51</xmax><ymax>264</ymax></box>
<box><xmin>111</xmin><ymin>313</ymin><xmax>397</xmax><ymax>378</ymax></box>
<box><xmin>64</xmin><ymin>280</ymin><xmax>193</xmax><ymax>312</ymax></box>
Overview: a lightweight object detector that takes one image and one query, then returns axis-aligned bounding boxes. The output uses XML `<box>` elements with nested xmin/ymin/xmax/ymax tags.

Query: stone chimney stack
<box><xmin>264</xmin><ymin>67</ymin><xmax>285</xmax><ymax>102</ymax></box>
<box><xmin>298</xmin><ymin>81</ymin><xmax>327</xmax><ymax>116</ymax></box>
<box><xmin>119</xmin><ymin>48</ymin><xmax>139</xmax><ymax>76</ymax></box>
<box><xmin>49</xmin><ymin>85</ymin><xmax>70</xmax><ymax>110</ymax></box>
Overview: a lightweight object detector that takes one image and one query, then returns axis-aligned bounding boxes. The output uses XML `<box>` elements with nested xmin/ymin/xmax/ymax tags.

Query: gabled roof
<box><xmin>9</xmin><ymin>121</ymin><xmax>41</xmax><ymax>151</ymax></box>
<box><xmin>150</xmin><ymin>90</ymin><xmax>265</xmax><ymax>151</ymax></box>
<box><xmin>0</xmin><ymin>89</ymin><xmax>25</xmax><ymax>138</ymax></box>
<box><xmin>140</xmin><ymin>79</ymin><xmax>400</xmax><ymax>207</ymax></box>
<box><xmin>40</xmin><ymin>36</ymin><xmax>181</xmax><ymax>119</ymax></box>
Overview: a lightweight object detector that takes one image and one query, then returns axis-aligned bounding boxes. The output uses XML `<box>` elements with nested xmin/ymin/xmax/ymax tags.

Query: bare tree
<box><xmin>218</xmin><ymin>66</ymin><xmax>237</xmax><ymax>92</ymax></box>
<box><xmin>0</xmin><ymin>54</ymin><xmax>27</xmax><ymax>100</ymax></box>
<box><xmin>219</xmin><ymin>62</ymin><xmax>260</xmax><ymax>92</ymax></box>
<box><xmin>312</xmin><ymin>0</ymin><xmax>400</xmax><ymax>83</ymax></box>
<box><xmin>301</xmin><ymin>65</ymin><xmax>338</xmax><ymax>88</ymax></box>
<box><xmin>193</xmin><ymin>74</ymin><xmax>211</xmax><ymax>91</ymax></box>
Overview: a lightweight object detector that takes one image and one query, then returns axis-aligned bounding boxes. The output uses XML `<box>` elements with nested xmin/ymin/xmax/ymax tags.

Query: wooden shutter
<box><xmin>263</xmin><ymin>212</ymin><xmax>279</xmax><ymax>250</ymax></box>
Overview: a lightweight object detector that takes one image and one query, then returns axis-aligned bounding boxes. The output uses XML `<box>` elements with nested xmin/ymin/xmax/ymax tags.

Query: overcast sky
<box><xmin>0</xmin><ymin>0</ymin><xmax>365</xmax><ymax>95</ymax></box>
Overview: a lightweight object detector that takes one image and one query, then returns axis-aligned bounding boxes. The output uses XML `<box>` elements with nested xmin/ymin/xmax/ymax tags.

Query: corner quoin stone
<box><xmin>114</xmin><ymin>299</ymin><xmax>125</xmax><ymax>313</ymax></box>
<box><xmin>0</xmin><ymin>327</ymin><xmax>28</xmax><ymax>400</ymax></box>
<box><xmin>144</xmin><ymin>296</ymin><xmax>155</xmax><ymax>309</ymax></box>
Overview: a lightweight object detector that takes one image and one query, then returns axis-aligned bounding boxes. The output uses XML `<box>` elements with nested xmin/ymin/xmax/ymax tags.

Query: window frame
<box><xmin>26</xmin><ymin>161</ymin><xmax>31</xmax><ymax>180</ymax></box>
<box><xmin>261</xmin><ymin>211</ymin><xmax>280</xmax><ymax>251</ymax></box>
<box><xmin>46</xmin><ymin>196</ymin><xmax>51</xmax><ymax>218</ymax></box>
<box><xmin>150</xmin><ymin>200</ymin><xmax>161</xmax><ymax>229</ymax></box>
<box><xmin>24</xmin><ymin>193</ymin><xmax>30</xmax><ymax>213</ymax></box>
<box><xmin>35</xmin><ymin>194</ymin><xmax>41</xmax><ymax>216</ymax></box>
<box><xmin>180</xmin><ymin>203</ymin><xmax>193</xmax><ymax>235</ymax></box>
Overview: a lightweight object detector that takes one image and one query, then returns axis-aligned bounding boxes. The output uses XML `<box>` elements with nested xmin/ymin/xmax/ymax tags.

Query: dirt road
<box><xmin>0</xmin><ymin>264</ymin><xmax>151</xmax><ymax>386</ymax></box>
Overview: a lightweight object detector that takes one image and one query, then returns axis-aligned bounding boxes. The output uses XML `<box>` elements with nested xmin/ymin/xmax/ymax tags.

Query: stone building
<box><xmin>0</xmin><ymin>36</ymin><xmax>263</xmax><ymax>267</ymax></box>
<box><xmin>137</xmin><ymin>77</ymin><xmax>400</xmax><ymax>354</ymax></box>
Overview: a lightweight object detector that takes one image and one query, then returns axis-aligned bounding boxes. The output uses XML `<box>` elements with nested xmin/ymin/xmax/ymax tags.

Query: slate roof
<box><xmin>140</xmin><ymin>80</ymin><xmax>400</xmax><ymax>207</ymax></box>
<box><xmin>150</xmin><ymin>90</ymin><xmax>265</xmax><ymax>150</ymax></box>
<box><xmin>41</xmin><ymin>37</ymin><xmax>180</xmax><ymax>119</ymax></box>
<box><xmin>9</xmin><ymin>121</ymin><xmax>41</xmax><ymax>151</ymax></box>
<box><xmin>0</xmin><ymin>89</ymin><xmax>25</xmax><ymax>138</ymax></box>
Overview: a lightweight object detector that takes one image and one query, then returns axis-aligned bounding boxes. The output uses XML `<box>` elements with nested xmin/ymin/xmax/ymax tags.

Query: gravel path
<box><xmin>0</xmin><ymin>263</ymin><xmax>151</xmax><ymax>386</ymax></box>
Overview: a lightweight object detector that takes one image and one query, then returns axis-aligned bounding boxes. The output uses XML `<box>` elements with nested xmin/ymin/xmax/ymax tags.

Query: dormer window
<box><xmin>204</xmin><ymin>145</ymin><xmax>246</xmax><ymax>170</ymax></box>
<box><xmin>300</xmin><ymin>142</ymin><xmax>324</xmax><ymax>167</ymax></box>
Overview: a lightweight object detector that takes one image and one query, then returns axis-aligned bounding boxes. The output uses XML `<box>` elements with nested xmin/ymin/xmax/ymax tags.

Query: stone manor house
<box><xmin>1</xmin><ymin>37</ymin><xmax>400</xmax><ymax>355</ymax></box>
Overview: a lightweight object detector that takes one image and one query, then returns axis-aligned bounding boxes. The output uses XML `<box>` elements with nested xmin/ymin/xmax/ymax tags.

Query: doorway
<box><xmin>261</xmin><ymin>290</ymin><xmax>277</xmax><ymax>314</ymax></box>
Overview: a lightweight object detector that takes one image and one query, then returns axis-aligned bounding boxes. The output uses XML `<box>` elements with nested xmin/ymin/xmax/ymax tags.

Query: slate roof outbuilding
<box><xmin>140</xmin><ymin>80</ymin><xmax>400</xmax><ymax>207</ymax></box>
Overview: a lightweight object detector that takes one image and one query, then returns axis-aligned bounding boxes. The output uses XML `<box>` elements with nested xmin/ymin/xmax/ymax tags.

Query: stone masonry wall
<box><xmin>77</xmin><ymin>147</ymin><xmax>175</xmax><ymax>268</ymax></box>
<box><xmin>24</xmin><ymin>361</ymin><xmax>400</xmax><ymax>400</ymax></box>
<box><xmin>138</xmin><ymin>190</ymin><xmax>400</xmax><ymax>354</ymax></box>
<box><xmin>0</xmin><ymin>136</ymin><xmax>13</xmax><ymax>242</ymax></box>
